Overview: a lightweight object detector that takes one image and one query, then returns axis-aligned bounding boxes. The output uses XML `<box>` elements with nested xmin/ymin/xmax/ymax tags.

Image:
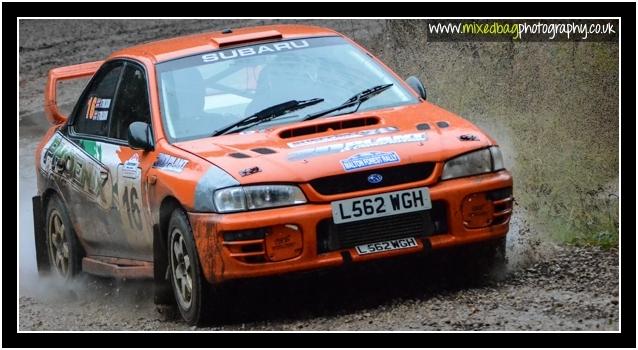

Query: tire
<box><xmin>45</xmin><ymin>195</ymin><xmax>82</xmax><ymax>279</ymax></box>
<box><xmin>481</xmin><ymin>236</ymin><xmax>507</xmax><ymax>276</ymax></box>
<box><xmin>453</xmin><ymin>237</ymin><xmax>507</xmax><ymax>284</ymax></box>
<box><xmin>167</xmin><ymin>209</ymin><xmax>220</xmax><ymax>326</ymax></box>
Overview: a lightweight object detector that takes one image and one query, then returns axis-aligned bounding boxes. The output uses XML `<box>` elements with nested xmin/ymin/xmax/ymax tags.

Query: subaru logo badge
<box><xmin>367</xmin><ymin>173</ymin><xmax>383</xmax><ymax>184</ymax></box>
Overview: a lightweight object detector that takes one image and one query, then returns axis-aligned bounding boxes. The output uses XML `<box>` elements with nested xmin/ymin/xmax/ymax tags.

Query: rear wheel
<box><xmin>45</xmin><ymin>195</ymin><xmax>82</xmax><ymax>279</ymax></box>
<box><xmin>167</xmin><ymin>209</ymin><xmax>221</xmax><ymax>326</ymax></box>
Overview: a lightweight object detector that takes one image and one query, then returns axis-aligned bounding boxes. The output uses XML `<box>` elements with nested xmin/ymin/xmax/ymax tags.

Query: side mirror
<box><xmin>128</xmin><ymin>121</ymin><xmax>154</xmax><ymax>151</ymax></box>
<box><xmin>406</xmin><ymin>76</ymin><xmax>427</xmax><ymax>100</ymax></box>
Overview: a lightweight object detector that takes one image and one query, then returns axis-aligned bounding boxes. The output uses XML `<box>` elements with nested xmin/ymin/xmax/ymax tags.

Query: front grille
<box><xmin>317</xmin><ymin>201</ymin><xmax>447</xmax><ymax>254</ymax></box>
<box><xmin>310</xmin><ymin>162</ymin><xmax>435</xmax><ymax>196</ymax></box>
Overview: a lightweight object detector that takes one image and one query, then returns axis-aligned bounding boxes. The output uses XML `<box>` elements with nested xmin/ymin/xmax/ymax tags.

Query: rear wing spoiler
<box><xmin>44</xmin><ymin>60</ymin><xmax>103</xmax><ymax>124</ymax></box>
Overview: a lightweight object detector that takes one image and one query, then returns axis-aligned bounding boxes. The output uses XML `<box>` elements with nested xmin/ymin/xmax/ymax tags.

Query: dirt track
<box><xmin>19</xmin><ymin>244</ymin><xmax>619</xmax><ymax>331</ymax></box>
<box><xmin>18</xmin><ymin>19</ymin><xmax>620</xmax><ymax>331</ymax></box>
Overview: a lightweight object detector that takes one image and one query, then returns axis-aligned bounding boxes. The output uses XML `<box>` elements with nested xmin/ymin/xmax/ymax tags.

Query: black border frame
<box><xmin>7</xmin><ymin>2</ymin><xmax>635</xmax><ymax>348</ymax></box>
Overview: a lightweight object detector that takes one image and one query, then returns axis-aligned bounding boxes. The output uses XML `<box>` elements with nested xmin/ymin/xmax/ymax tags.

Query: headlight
<box><xmin>490</xmin><ymin>146</ymin><xmax>505</xmax><ymax>171</ymax></box>
<box><xmin>213</xmin><ymin>185</ymin><xmax>307</xmax><ymax>213</ymax></box>
<box><xmin>441</xmin><ymin>146</ymin><xmax>504</xmax><ymax>180</ymax></box>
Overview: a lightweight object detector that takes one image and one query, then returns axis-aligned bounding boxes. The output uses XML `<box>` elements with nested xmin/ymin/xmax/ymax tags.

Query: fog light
<box><xmin>462</xmin><ymin>193</ymin><xmax>494</xmax><ymax>228</ymax></box>
<box><xmin>265</xmin><ymin>224</ymin><xmax>303</xmax><ymax>262</ymax></box>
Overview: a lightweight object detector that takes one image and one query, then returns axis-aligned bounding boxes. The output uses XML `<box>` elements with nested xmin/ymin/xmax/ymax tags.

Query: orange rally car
<box><xmin>33</xmin><ymin>24</ymin><xmax>513</xmax><ymax>324</ymax></box>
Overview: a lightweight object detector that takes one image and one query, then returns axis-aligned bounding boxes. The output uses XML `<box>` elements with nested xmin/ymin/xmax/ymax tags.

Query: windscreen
<box><xmin>156</xmin><ymin>36</ymin><xmax>418</xmax><ymax>142</ymax></box>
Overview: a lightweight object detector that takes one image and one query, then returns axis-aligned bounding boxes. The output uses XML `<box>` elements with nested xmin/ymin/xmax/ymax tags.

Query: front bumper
<box><xmin>189</xmin><ymin>170</ymin><xmax>513</xmax><ymax>284</ymax></box>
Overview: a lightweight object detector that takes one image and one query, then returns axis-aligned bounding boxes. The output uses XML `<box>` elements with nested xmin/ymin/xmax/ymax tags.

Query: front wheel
<box><xmin>167</xmin><ymin>209</ymin><xmax>221</xmax><ymax>326</ymax></box>
<box><xmin>453</xmin><ymin>237</ymin><xmax>507</xmax><ymax>284</ymax></box>
<box><xmin>481</xmin><ymin>236</ymin><xmax>507</xmax><ymax>276</ymax></box>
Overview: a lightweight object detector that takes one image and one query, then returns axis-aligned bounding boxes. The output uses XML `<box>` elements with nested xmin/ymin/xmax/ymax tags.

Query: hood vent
<box><xmin>252</xmin><ymin>147</ymin><xmax>277</xmax><ymax>155</ymax></box>
<box><xmin>416</xmin><ymin>123</ymin><xmax>430</xmax><ymax>130</ymax></box>
<box><xmin>228</xmin><ymin>152</ymin><xmax>251</xmax><ymax>159</ymax></box>
<box><xmin>279</xmin><ymin>116</ymin><xmax>380</xmax><ymax>139</ymax></box>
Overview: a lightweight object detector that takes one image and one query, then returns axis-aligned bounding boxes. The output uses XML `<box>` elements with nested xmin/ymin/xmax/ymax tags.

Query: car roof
<box><xmin>109</xmin><ymin>24</ymin><xmax>341</xmax><ymax>63</ymax></box>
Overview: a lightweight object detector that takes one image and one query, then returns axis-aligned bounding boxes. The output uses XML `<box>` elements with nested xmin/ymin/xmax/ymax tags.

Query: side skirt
<box><xmin>81</xmin><ymin>256</ymin><xmax>153</xmax><ymax>279</ymax></box>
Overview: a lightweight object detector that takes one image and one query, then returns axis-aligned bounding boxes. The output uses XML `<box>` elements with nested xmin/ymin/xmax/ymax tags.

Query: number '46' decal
<box><xmin>122</xmin><ymin>186</ymin><xmax>143</xmax><ymax>231</ymax></box>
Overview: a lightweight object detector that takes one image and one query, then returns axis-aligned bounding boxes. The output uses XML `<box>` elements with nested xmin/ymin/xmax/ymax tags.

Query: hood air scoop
<box><xmin>279</xmin><ymin>116</ymin><xmax>380</xmax><ymax>139</ymax></box>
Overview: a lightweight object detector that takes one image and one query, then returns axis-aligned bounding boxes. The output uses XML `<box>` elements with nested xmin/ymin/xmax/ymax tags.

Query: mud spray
<box><xmin>474</xmin><ymin>117</ymin><xmax>558</xmax><ymax>273</ymax></box>
<box><xmin>19</xmin><ymin>135</ymin><xmax>41</xmax><ymax>294</ymax></box>
<box><xmin>18</xmin><ymin>131</ymin><xmax>85</xmax><ymax>302</ymax></box>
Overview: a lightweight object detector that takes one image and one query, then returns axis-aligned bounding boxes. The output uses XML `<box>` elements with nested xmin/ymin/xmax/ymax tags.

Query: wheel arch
<box><xmin>42</xmin><ymin>188</ymin><xmax>85</xmax><ymax>248</ymax></box>
<box><xmin>153</xmin><ymin>195</ymin><xmax>184</xmax><ymax>305</ymax></box>
<box><xmin>36</xmin><ymin>187</ymin><xmax>85</xmax><ymax>277</ymax></box>
<box><xmin>41</xmin><ymin>187</ymin><xmax>61</xmax><ymax>208</ymax></box>
<box><xmin>159</xmin><ymin>196</ymin><xmax>185</xmax><ymax>244</ymax></box>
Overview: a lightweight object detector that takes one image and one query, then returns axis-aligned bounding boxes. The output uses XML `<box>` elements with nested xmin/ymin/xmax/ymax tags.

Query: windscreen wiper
<box><xmin>213</xmin><ymin>98</ymin><xmax>324</xmax><ymax>136</ymax></box>
<box><xmin>303</xmin><ymin>83</ymin><xmax>393</xmax><ymax>122</ymax></box>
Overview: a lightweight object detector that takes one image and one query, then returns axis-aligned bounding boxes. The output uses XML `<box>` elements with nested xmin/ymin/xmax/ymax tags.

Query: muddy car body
<box><xmin>33</xmin><ymin>24</ymin><xmax>513</xmax><ymax>324</ymax></box>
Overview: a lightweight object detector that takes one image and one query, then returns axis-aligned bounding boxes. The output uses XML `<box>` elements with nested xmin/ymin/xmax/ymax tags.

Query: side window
<box><xmin>109</xmin><ymin>64</ymin><xmax>151</xmax><ymax>141</ymax></box>
<box><xmin>74</xmin><ymin>63</ymin><xmax>123</xmax><ymax>137</ymax></box>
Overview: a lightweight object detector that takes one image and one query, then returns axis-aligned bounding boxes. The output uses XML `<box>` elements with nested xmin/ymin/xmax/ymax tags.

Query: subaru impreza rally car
<box><xmin>33</xmin><ymin>25</ymin><xmax>513</xmax><ymax>325</ymax></box>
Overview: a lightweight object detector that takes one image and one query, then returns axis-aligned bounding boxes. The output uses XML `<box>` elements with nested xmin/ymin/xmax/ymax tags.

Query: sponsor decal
<box><xmin>341</xmin><ymin>151</ymin><xmax>400</xmax><ymax>171</ymax></box>
<box><xmin>367</xmin><ymin>173</ymin><xmax>384</xmax><ymax>184</ymax></box>
<box><xmin>239</xmin><ymin>166</ymin><xmax>262</xmax><ymax>177</ymax></box>
<box><xmin>96</xmin><ymin>98</ymin><xmax>111</xmax><ymax>108</ymax></box>
<box><xmin>85</xmin><ymin>97</ymin><xmax>111</xmax><ymax>120</ymax></box>
<box><xmin>79</xmin><ymin>139</ymin><xmax>103</xmax><ymax>161</ymax></box>
<box><xmin>202</xmin><ymin>40</ymin><xmax>310</xmax><ymax>63</ymax></box>
<box><xmin>287</xmin><ymin>127</ymin><xmax>399</xmax><ymax>148</ymax></box>
<box><xmin>239</xmin><ymin>128</ymin><xmax>270</xmax><ymax>135</ymax></box>
<box><xmin>153</xmin><ymin>153</ymin><xmax>188</xmax><ymax>173</ymax></box>
<box><xmin>122</xmin><ymin>153</ymin><xmax>141</xmax><ymax>179</ymax></box>
<box><xmin>40</xmin><ymin>133</ymin><xmax>112</xmax><ymax>207</ymax></box>
<box><xmin>289</xmin><ymin>133</ymin><xmax>427</xmax><ymax>160</ymax></box>
<box><xmin>40</xmin><ymin>133</ymin><xmax>149</xmax><ymax>236</ymax></box>
<box><xmin>94</xmin><ymin>110</ymin><xmax>108</xmax><ymax>121</ymax></box>
<box><xmin>459</xmin><ymin>134</ymin><xmax>480</xmax><ymax>141</ymax></box>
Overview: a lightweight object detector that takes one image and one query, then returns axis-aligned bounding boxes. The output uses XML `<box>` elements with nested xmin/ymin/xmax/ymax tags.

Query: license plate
<box><xmin>331</xmin><ymin>187</ymin><xmax>431</xmax><ymax>224</ymax></box>
<box><xmin>355</xmin><ymin>237</ymin><xmax>419</xmax><ymax>255</ymax></box>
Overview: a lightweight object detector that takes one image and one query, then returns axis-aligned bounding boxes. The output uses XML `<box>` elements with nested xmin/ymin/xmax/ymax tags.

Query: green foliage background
<box><xmin>374</xmin><ymin>20</ymin><xmax>619</xmax><ymax>248</ymax></box>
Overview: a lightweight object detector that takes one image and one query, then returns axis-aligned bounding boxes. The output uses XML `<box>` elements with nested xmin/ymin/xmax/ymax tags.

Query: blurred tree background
<box><xmin>376</xmin><ymin>20</ymin><xmax>619</xmax><ymax>248</ymax></box>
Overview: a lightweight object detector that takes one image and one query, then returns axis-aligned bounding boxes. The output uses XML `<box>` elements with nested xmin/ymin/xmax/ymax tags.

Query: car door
<box><xmin>104</xmin><ymin>61</ymin><xmax>154</xmax><ymax>260</ymax></box>
<box><xmin>63</xmin><ymin>61</ymin><xmax>124</xmax><ymax>259</ymax></box>
<box><xmin>66</xmin><ymin>60</ymin><xmax>154</xmax><ymax>261</ymax></box>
